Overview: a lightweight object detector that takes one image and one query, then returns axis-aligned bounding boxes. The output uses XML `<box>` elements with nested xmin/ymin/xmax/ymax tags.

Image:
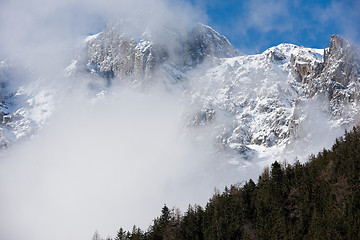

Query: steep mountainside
<box><xmin>302</xmin><ymin>34</ymin><xmax>360</xmax><ymax>114</ymax></box>
<box><xmin>188</xmin><ymin>34</ymin><xmax>360</xmax><ymax>161</ymax></box>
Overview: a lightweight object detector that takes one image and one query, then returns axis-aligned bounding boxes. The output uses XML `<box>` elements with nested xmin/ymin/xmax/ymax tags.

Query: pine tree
<box><xmin>92</xmin><ymin>231</ymin><xmax>103</xmax><ymax>240</ymax></box>
<box><xmin>115</xmin><ymin>227</ymin><xmax>129</xmax><ymax>240</ymax></box>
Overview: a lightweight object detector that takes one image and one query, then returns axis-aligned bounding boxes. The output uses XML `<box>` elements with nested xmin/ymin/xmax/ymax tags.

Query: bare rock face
<box><xmin>304</xmin><ymin>34</ymin><xmax>360</xmax><ymax>111</ymax></box>
<box><xmin>324</xmin><ymin>34</ymin><xmax>360</xmax><ymax>86</ymax></box>
<box><xmin>86</xmin><ymin>22</ymin><xmax>166</xmax><ymax>83</ymax></box>
<box><xmin>290</xmin><ymin>54</ymin><xmax>323</xmax><ymax>84</ymax></box>
<box><xmin>289</xmin><ymin>34</ymin><xmax>360</xmax><ymax>108</ymax></box>
<box><xmin>185</xmin><ymin>24</ymin><xmax>240</xmax><ymax>63</ymax></box>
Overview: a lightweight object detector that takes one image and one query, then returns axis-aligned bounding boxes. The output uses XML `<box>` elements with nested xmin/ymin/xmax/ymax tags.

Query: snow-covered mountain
<box><xmin>0</xmin><ymin>21</ymin><xmax>359</xmax><ymax>164</ymax></box>
<box><xmin>187</xmin><ymin>34</ymin><xmax>360</xmax><ymax>162</ymax></box>
<box><xmin>0</xmin><ymin>61</ymin><xmax>54</xmax><ymax>147</ymax></box>
<box><xmin>69</xmin><ymin>20</ymin><xmax>239</xmax><ymax>86</ymax></box>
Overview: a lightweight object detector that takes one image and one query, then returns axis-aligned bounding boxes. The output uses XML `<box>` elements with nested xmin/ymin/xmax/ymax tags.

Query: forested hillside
<box><xmin>104</xmin><ymin>126</ymin><xmax>360</xmax><ymax>240</ymax></box>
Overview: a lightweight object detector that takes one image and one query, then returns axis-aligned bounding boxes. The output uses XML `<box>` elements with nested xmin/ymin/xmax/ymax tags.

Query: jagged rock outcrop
<box><xmin>290</xmin><ymin>54</ymin><xmax>323</xmax><ymax>84</ymax></box>
<box><xmin>300</xmin><ymin>34</ymin><xmax>360</xmax><ymax>117</ymax></box>
<box><xmin>325</xmin><ymin>34</ymin><xmax>360</xmax><ymax>85</ymax></box>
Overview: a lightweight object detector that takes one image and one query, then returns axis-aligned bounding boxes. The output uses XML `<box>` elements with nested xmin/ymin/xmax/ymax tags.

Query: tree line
<box><xmin>96</xmin><ymin>126</ymin><xmax>360</xmax><ymax>240</ymax></box>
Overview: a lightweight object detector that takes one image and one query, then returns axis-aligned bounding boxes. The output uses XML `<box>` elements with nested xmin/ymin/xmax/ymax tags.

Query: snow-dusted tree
<box><xmin>91</xmin><ymin>230</ymin><xmax>103</xmax><ymax>240</ymax></box>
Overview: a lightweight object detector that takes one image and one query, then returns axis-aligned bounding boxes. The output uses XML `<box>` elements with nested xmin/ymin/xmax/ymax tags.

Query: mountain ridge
<box><xmin>0</xmin><ymin>22</ymin><xmax>359</xmax><ymax>165</ymax></box>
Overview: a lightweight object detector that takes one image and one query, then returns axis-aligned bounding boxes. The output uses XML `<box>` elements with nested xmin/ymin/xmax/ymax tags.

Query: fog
<box><xmin>283</xmin><ymin>96</ymin><xmax>349</xmax><ymax>162</ymax></box>
<box><xmin>0</xmin><ymin>85</ymin><xmax>246</xmax><ymax>240</ymax></box>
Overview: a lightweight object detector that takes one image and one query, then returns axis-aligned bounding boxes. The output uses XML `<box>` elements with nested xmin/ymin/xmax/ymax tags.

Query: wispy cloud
<box><xmin>316</xmin><ymin>0</ymin><xmax>360</xmax><ymax>46</ymax></box>
<box><xmin>0</xmin><ymin>0</ymin><xmax>206</xmax><ymax>69</ymax></box>
<box><xmin>243</xmin><ymin>0</ymin><xmax>292</xmax><ymax>33</ymax></box>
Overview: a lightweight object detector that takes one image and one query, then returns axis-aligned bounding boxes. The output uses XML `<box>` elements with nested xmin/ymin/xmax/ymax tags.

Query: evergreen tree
<box><xmin>115</xmin><ymin>227</ymin><xmax>129</xmax><ymax>240</ymax></box>
<box><xmin>112</xmin><ymin>126</ymin><xmax>360</xmax><ymax>240</ymax></box>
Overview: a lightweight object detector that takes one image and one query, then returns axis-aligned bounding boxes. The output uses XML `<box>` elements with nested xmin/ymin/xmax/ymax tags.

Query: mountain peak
<box><xmin>326</xmin><ymin>34</ymin><xmax>359</xmax><ymax>61</ymax></box>
<box><xmin>329</xmin><ymin>34</ymin><xmax>351</xmax><ymax>53</ymax></box>
<box><xmin>82</xmin><ymin>20</ymin><xmax>239</xmax><ymax>85</ymax></box>
<box><xmin>323</xmin><ymin>34</ymin><xmax>360</xmax><ymax>86</ymax></box>
<box><xmin>190</xmin><ymin>23</ymin><xmax>241</xmax><ymax>58</ymax></box>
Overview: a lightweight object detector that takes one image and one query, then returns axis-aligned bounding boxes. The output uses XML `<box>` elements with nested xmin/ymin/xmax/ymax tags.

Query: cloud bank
<box><xmin>0</xmin><ymin>86</ymin><xmax>245</xmax><ymax>240</ymax></box>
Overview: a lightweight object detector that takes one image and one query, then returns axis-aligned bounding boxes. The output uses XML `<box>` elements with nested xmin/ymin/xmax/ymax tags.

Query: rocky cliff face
<box><xmin>294</xmin><ymin>34</ymin><xmax>360</xmax><ymax>118</ymax></box>
<box><xmin>326</xmin><ymin>34</ymin><xmax>360</xmax><ymax>85</ymax></box>
<box><xmin>321</xmin><ymin>34</ymin><xmax>360</xmax><ymax>103</ymax></box>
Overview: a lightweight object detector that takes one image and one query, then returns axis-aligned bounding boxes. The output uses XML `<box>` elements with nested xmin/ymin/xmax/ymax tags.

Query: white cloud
<box><xmin>317</xmin><ymin>0</ymin><xmax>360</xmax><ymax>46</ymax></box>
<box><xmin>225</xmin><ymin>0</ymin><xmax>293</xmax><ymax>38</ymax></box>
<box><xmin>245</xmin><ymin>0</ymin><xmax>292</xmax><ymax>33</ymax></box>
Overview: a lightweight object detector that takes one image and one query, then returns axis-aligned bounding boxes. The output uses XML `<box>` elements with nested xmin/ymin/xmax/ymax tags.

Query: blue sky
<box><xmin>0</xmin><ymin>0</ymin><xmax>359</xmax><ymax>59</ymax></box>
<box><xmin>186</xmin><ymin>0</ymin><xmax>360</xmax><ymax>54</ymax></box>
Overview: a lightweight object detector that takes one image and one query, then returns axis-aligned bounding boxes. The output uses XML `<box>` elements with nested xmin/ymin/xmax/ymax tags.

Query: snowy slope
<box><xmin>186</xmin><ymin>44</ymin><xmax>321</xmax><ymax>161</ymax></box>
<box><xmin>0</xmin><ymin>61</ymin><xmax>54</xmax><ymax>147</ymax></box>
<box><xmin>187</xmin><ymin>39</ymin><xmax>359</xmax><ymax>163</ymax></box>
